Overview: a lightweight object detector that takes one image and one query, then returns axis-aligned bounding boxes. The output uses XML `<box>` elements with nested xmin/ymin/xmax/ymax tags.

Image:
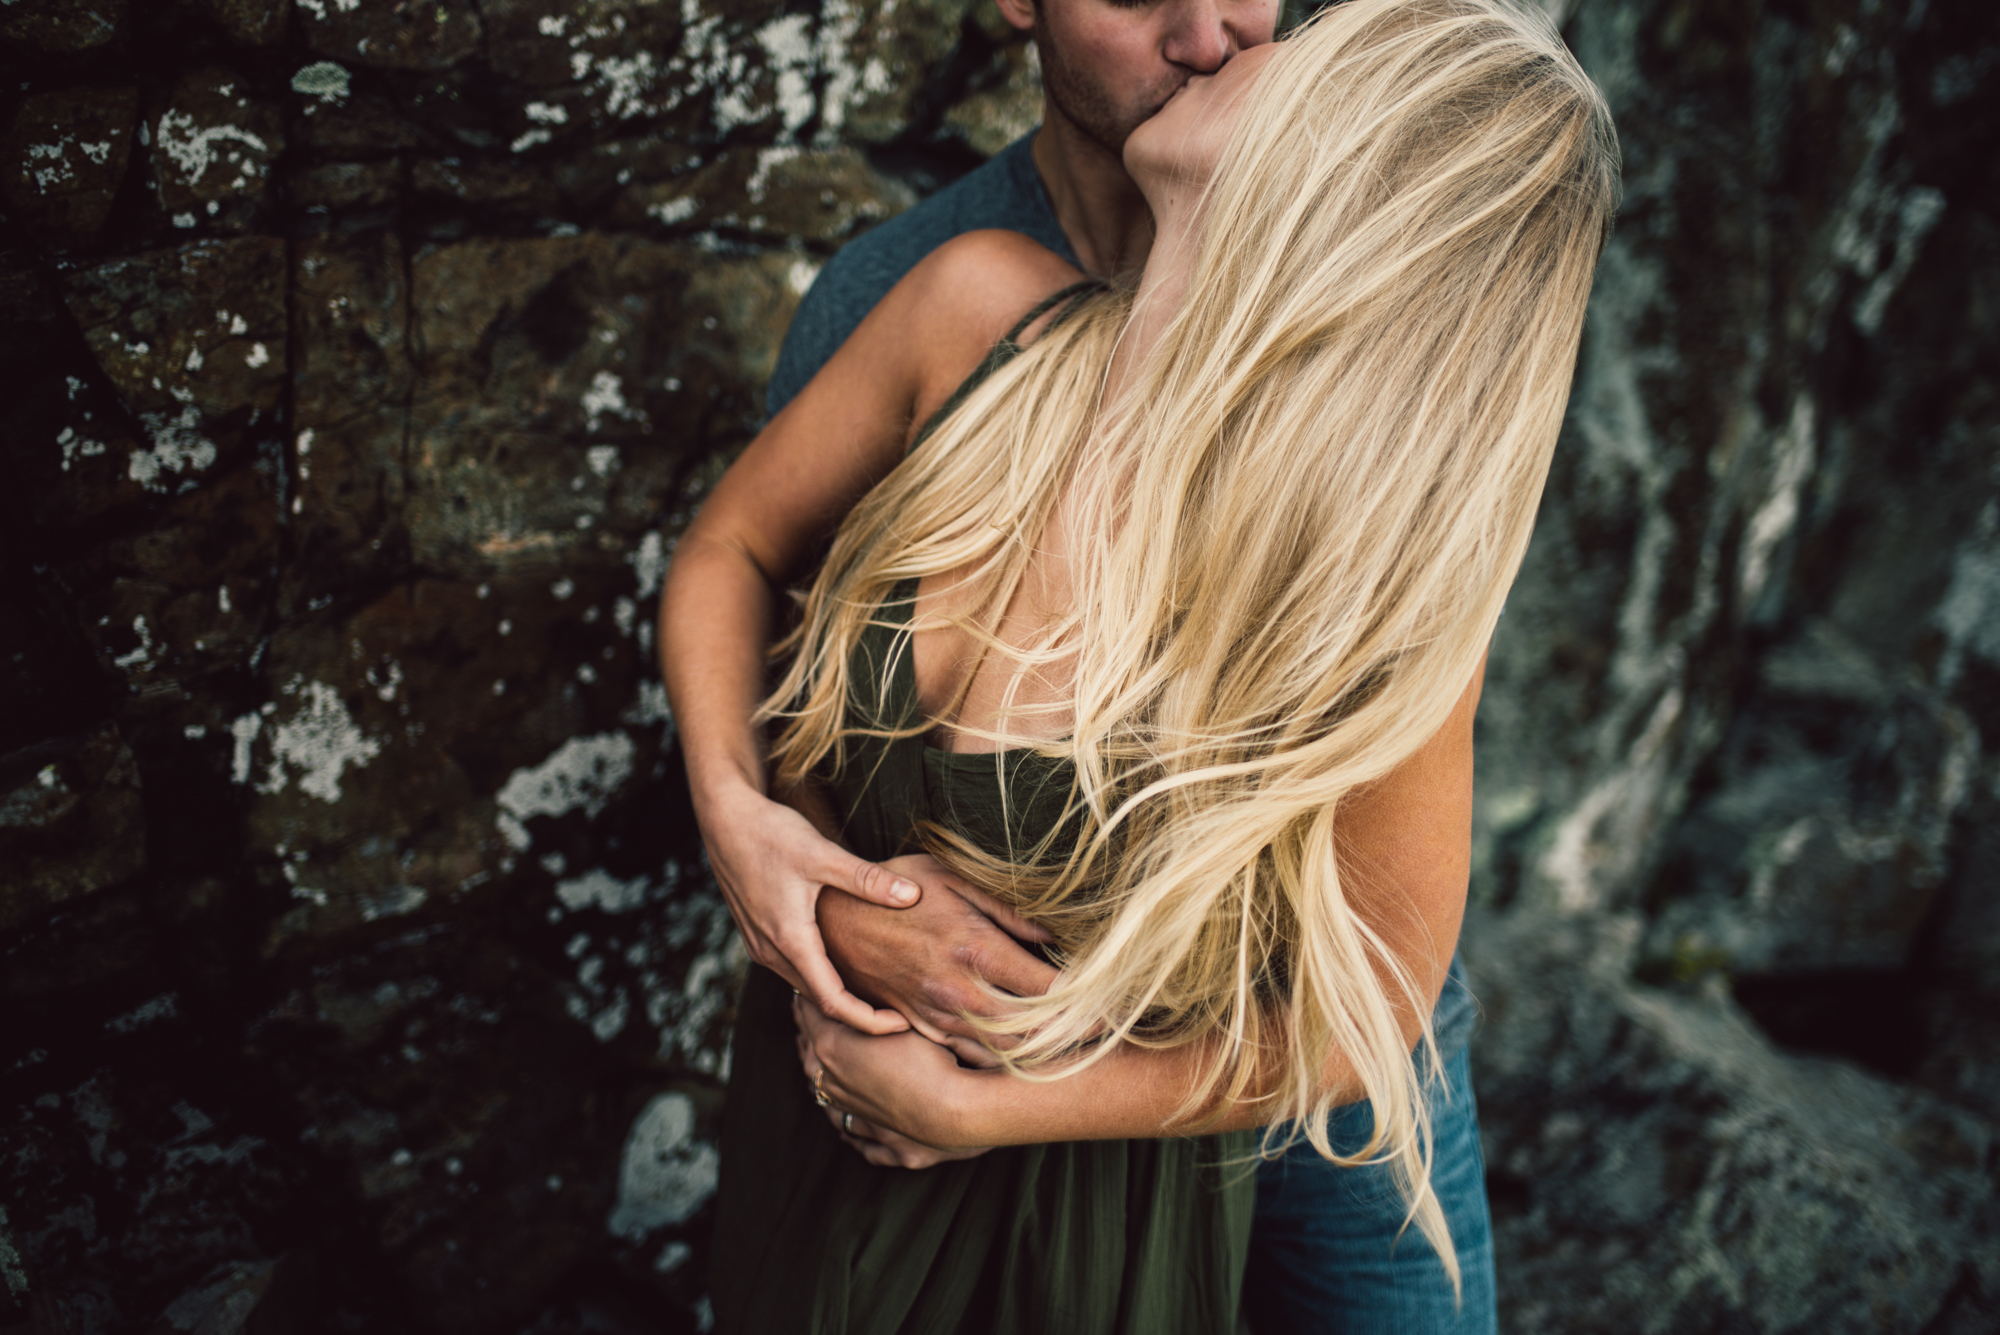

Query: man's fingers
<box><xmin>828</xmin><ymin>855</ymin><xmax>920</xmax><ymax>909</ymax></box>
<box><xmin>790</xmin><ymin>946</ymin><xmax>910</xmax><ymax>1036</ymax></box>
<box><xmin>954</xmin><ymin>882</ymin><xmax>1055</xmax><ymax>945</ymax></box>
<box><xmin>775</xmin><ymin>925</ymin><xmax>903</xmax><ymax>1033</ymax></box>
<box><xmin>963</xmin><ymin>938</ymin><xmax>1060</xmax><ymax>1000</ymax></box>
<box><xmin>943</xmin><ymin>1034</ymin><xmax>1002</xmax><ymax>1069</ymax></box>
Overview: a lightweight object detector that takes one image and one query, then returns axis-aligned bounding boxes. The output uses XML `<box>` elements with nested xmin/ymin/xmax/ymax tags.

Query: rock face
<box><xmin>0</xmin><ymin>1</ymin><xmax>1995</xmax><ymax>1333</ymax></box>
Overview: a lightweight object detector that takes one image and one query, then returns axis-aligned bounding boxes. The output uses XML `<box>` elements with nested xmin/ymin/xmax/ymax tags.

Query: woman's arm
<box><xmin>659</xmin><ymin>231</ymin><xmax>1086</xmax><ymax>1032</ymax></box>
<box><xmin>796</xmin><ymin>657</ymin><xmax>1484</xmax><ymax>1152</ymax></box>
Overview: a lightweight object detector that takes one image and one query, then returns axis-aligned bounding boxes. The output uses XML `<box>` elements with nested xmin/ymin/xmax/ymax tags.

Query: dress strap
<box><xmin>907</xmin><ymin>278</ymin><xmax>1108</xmax><ymax>456</ymax></box>
<box><xmin>1000</xmin><ymin>278</ymin><xmax>1109</xmax><ymax>349</ymax></box>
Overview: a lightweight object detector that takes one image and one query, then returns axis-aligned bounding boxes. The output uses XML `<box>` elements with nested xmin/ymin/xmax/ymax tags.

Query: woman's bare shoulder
<box><xmin>892</xmin><ymin>230</ymin><xmax>1087</xmax><ymax>355</ymax></box>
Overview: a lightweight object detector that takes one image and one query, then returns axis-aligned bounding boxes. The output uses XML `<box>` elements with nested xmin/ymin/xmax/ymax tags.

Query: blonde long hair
<box><xmin>764</xmin><ymin>0</ymin><xmax>1617</xmax><ymax>1283</ymax></box>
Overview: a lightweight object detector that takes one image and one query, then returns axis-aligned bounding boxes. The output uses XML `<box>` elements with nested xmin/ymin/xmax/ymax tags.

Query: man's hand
<box><xmin>698</xmin><ymin>779</ymin><xmax>923</xmax><ymax>1035</ymax></box>
<box><xmin>819</xmin><ymin>853</ymin><xmax>1058</xmax><ymax>1067</ymax></box>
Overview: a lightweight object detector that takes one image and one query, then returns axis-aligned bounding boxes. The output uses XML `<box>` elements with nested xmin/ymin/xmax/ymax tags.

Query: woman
<box><xmin>660</xmin><ymin>1</ymin><xmax>1618</xmax><ymax>1329</ymax></box>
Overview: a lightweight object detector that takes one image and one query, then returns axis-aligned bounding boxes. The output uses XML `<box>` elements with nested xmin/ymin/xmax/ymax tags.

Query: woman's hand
<box><xmin>798</xmin><ymin>1016</ymin><xmax>994</xmax><ymax>1169</ymax></box>
<box><xmin>792</xmin><ymin>993</ymin><xmax>1000</xmax><ymax>1161</ymax></box>
<box><xmin>698</xmin><ymin>778</ymin><xmax>926</xmax><ymax>1035</ymax></box>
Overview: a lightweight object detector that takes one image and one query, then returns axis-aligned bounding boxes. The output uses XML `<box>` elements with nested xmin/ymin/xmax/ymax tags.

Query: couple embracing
<box><xmin>660</xmin><ymin>0</ymin><xmax>1618</xmax><ymax>1330</ymax></box>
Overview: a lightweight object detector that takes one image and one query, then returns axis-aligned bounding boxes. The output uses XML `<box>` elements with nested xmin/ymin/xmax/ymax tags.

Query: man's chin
<box><xmin>1126</xmin><ymin>82</ymin><xmax>1192</xmax><ymax>138</ymax></box>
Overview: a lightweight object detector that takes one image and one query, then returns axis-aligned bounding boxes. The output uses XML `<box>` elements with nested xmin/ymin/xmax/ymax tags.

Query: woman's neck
<box><xmin>1102</xmin><ymin>191</ymin><xmax>1203</xmax><ymax>413</ymax></box>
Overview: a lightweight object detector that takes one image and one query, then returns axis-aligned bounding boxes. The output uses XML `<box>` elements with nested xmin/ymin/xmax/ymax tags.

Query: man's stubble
<box><xmin>1033</xmin><ymin>14</ymin><xmax>1157</xmax><ymax>157</ymax></box>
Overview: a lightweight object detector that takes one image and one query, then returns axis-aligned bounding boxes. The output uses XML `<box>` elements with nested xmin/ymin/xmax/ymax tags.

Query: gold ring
<box><xmin>812</xmin><ymin>1066</ymin><xmax>830</xmax><ymax>1109</ymax></box>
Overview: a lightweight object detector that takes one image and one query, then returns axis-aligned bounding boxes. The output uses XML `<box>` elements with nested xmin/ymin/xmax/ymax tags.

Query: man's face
<box><xmin>1011</xmin><ymin>0</ymin><xmax>1283</xmax><ymax>156</ymax></box>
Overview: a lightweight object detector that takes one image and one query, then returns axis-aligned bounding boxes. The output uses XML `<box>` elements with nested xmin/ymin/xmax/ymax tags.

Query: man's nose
<box><xmin>1160</xmin><ymin>0</ymin><xmax>1236</xmax><ymax>74</ymax></box>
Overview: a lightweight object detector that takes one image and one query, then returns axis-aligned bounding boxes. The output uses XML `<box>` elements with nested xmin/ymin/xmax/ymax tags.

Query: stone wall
<box><xmin>0</xmin><ymin>0</ymin><xmax>1995</xmax><ymax>1332</ymax></box>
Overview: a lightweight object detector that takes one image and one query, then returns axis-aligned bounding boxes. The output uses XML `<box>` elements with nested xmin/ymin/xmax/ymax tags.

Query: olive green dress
<box><xmin>710</xmin><ymin>287</ymin><xmax>1257</xmax><ymax>1335</ymax></box>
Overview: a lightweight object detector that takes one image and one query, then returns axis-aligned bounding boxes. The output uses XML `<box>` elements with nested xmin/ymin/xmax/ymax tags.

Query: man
<box><xmin>741</xmin><ymin>2</ymin><xmax>1496</xmax><ymax>1329</ymax></box>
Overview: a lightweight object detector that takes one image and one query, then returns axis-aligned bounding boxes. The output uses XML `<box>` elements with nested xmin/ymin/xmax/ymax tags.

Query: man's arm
<box><xmin>661</xmin><ymin>231</ymin><xmax>1083</xmax><ymax>1031</ymax></box>
<box><xmin>797</xmin><ymin>658</ymin><xmax>1483</xmax><ymax>1152</ymax></box>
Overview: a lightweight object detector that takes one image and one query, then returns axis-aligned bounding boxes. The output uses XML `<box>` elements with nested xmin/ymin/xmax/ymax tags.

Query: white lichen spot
<box><xmin>577</xmin><ymin>662</ymin><xmax>599</xmax><ymax>684</ymax></box>
<box><xmin>1740</xmin><ymin>399</ymin><xmax>1816</xmax><ymax>604</ymax></box>
<box><xmin>257</xmin><ymin>677</ymin><xmax>384</xmax><ymax>803</ymax></box>
<box><xmin>112</xmin><ymin>615</ymin><xmax>159</xmax><ymax>671</ymax></box>
<box><xmin>130</xmin><ymin>405</ymin><xmax>218</xmax><ymax>491</ymax></box>
<box><xmin>524</xmin><ymin>101</ymin><xmax>569</xmax><ymax>125</ymax></box>
<box><xmin>592</xmin><ymin>52</ymin><xmax>664</xmax><ymax>121</ymax></box>
<box><xmin>551</xmin><ymin>578</ymin><xmax>575</xmax><ymax>602</ymax></box>
<box><xmin>495</xmin><ymin>732</ymin><xmax>636</xmax><ymax>845</ymax></box>
<box><xmin>360</xmin><ymin>883</ymin><xmax>426</xmax><ymax>922</ymax></box>
<box><xmin>290</xmin><ymin>60</ymin><xmax>350</xmax><ymax>102</ymax></box>
<box><xmin>57</xmin><ymin>426</ymin><xmax>108</xmax><ymax>472</ymax></box>
<box><xmin>154</xmin><ymin>108</ymin><xmax>268</xmax><ymax>186</ymax></box>
<box><xmin>366</xmin><ymin>657</ymin><xmax>403</xmax><ymax>702</ymax></box>
<box><xmin>622</xmin><ymin>679</ymin><xmax>674</xmax><ymax>733</ymax></box>
<box><xmin>745</xmin><ymin>144</ymin><xmax>798</xmax><ymax>203</ymax></box>
<box><xmin>648</xmin><ymin>193</ymin><xmax>704</xmax><ymax>225</ymax></box>
<box><xmin>497</xmin><ymin>810</ymin><xmax>530</xmax><ymax>850</ymax></box>
<box><xmin>25</xmin><ymin>138</ymin><xmax>75</xmax><ymax>192</ymax></box>
<box><xmin>591</xmin><ymin>990</ymin><xmax>630</xmax><ymax>1041</ymax></box>
<box><xmin>245</xmin><ymin>341</ymin><xmax>269</xmax><ymax>368</ymax></box>
<box><xmin>1937</xmin><ymin>502</ymin><xmax>2000</xmax><ymax>685</ymax></box>
<box><xmin>587</xmin><ymin>444</ymin><xmax>620</xmax><ymax>477</ymax></box>
<box><xmin>580</xmin><ymin>370</ymin><xmax>644</xmax><ymax>433</ymax></box>
<box><xmin>629</xmin><ymin>531</ymin><xmax>666</xmax><ymax>599</ymax></box>
<box><xmin>648</xmin><ymin>195</ymin><xmax>699</xmax><ymax>226</ymax></box>
<box><xmin>556</xmin><ymin>868</ymin><xmax>652</xmax><ymax>915</ymax></box>
<box><xmin>538</xmin><ymin>14</ymin><xmax>567</xmax><ymax>35</ymax></box>
<box><xmin>787</xmin><ymin>257</ymin><xmax>821</xmax><ymax>297</ymax></box>
<box><xmin>173</xmin><ymin>212</ymin><xmax>196</xmax><ymax>228</ymax></box>
<box><xmin>607</xmin><ymin>1093</ymin><xmax>719</xmax><ymax>1238</ymax></box>
<box><xmin>105</xmin><ymin>992</ymin><xmax>180</xmax><ymax>1033</ymax></box>
<box><xmin>185</xmin><ymin>346</ymin><xmax>204</xmax><ymax>372</ymax></box>
<box><xmin>511</xmin><ymin>128</ymin><xmax>553</xmax><ymax>153</ymax></box>
<box><xmin>228</xmin><ymin>711</ymin><xmax>263</xmax><ymax>784</ymax></box>
<box><xmin>613</xmin><ymin>596</ymin><xmax>637</xmax><ymax>637</ymax></box>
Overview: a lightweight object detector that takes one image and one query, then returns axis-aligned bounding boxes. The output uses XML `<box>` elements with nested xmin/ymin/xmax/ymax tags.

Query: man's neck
<box><xmin>1031</xmin><ymin>111</ymin><xmax>1156</xmax><ymax>281</ymax></box>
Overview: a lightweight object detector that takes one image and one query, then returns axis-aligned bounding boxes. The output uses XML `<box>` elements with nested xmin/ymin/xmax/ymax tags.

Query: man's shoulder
<box><xmin>766</xmin><ymin>135</ymin><xmax>1068</xmax><ymax>416</ymax></box>
<box><xmin>838</xmin><ymin>135</ymin><xmax>1065</xmax><ymax>278</ymax></box>
<box><xmin>806</xmin><ymin>137</ymin><xmax>1064</xmax><ymax>317</ymax></box>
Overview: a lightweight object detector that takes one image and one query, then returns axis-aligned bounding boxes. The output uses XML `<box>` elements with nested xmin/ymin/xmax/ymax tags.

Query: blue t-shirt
<box><xmin>765</xmin><ymin>130</ymin><xmax>1478</xmax><ymax>1060</ymax></box>
<box><xmin>764</xmin><ymin>133</ymin><xmax>1079</xmax><ymax>417</ymax></box>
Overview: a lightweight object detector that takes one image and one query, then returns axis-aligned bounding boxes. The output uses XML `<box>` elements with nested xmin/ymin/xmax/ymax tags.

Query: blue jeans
<box><xmin>1243</xmin><ymin>1043</ymin><xmax>1498</xmax><ymax>1334</ymax></box>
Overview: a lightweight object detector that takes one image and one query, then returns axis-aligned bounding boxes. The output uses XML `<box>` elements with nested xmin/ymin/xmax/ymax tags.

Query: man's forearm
<box><xmin>659</xmin><ymin>535</ymin><xmax>780</xmax><ymax>811</ymax></box>
<box><xmin>939</xmin><ymin>1008</ymin><xmax>1445</xmax><ymax>1148</ymax></box>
